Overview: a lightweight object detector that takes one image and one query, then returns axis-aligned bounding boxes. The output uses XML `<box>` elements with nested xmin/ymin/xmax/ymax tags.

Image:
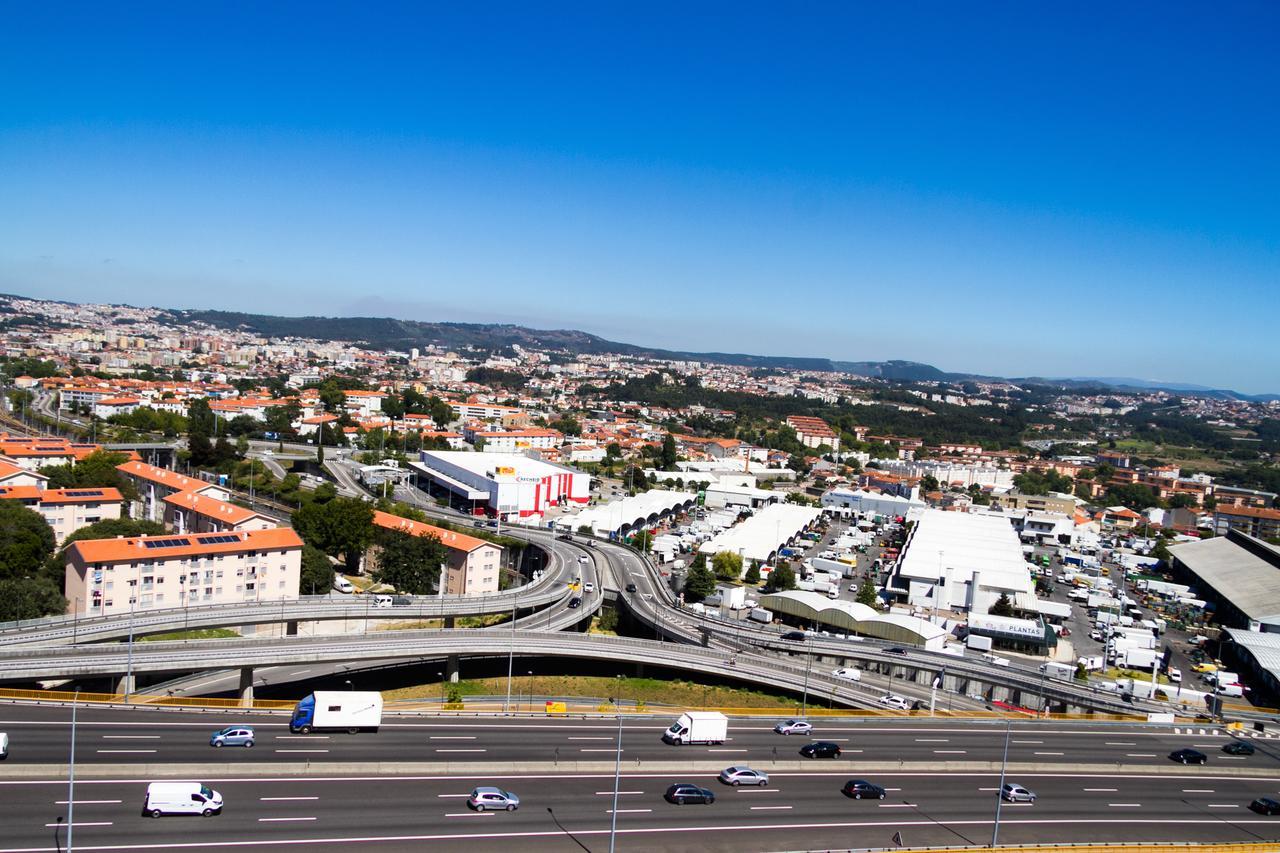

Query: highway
<box><xmin>2</xmin><ymin>704</ymin><xmax>1277</xmax><ymax>771</ymax></box>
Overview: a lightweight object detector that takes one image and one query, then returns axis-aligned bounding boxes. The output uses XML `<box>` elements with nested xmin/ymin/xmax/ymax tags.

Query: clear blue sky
<box><xmin>2</xmin><ymin>3</ymin><xmax>1277</xmax><ymax>392</ymax></box>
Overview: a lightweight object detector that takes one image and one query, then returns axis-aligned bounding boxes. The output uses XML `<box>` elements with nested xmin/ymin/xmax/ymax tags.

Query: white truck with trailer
<box><xmin>662</xmin><ymin>711</ymin><xmax>728</xmax><ymax>745</ymax></box>
<box><xmin>289</xmin><ymin>691</ymin><xmax>384</xmax><ymax>734</ymax></box>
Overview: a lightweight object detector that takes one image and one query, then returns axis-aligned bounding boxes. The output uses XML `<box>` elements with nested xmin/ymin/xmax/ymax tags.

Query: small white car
<box><xmin>877</xmin><ymin>694</ymin><xmax>911</xmax><ymax>710</ymax></box>
<box><xmin>773</xmin><ymin>719</ymin><xmax>813</xmax><ymax>736</ymax></box>
<box><xmin>832</xmin><ymin>667</ymin><xmax>862</xmax><ymax>682</ymax></box>
<box><xmin>1001</xmin><ymin>783</ymin><xmax>1036</xmax><ymax>803</ymax></box>
<box><xmin>583</xmin><ymin>582</ymin><xmax>595</xmax><ymax>594</ymax></box>
<box><xmin>1169</xmin><ymin>668</ymin><xmax>1183</xmax><ymax>684</ymax></box>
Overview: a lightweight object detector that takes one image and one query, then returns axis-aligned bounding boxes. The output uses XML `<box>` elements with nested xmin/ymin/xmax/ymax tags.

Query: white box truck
<box><xmin>662</xmin><ymin>711</ymin><xmax>728</xmax><ymax>745</ymax></box>
<box><xmin>142</xmin><ymin>782</ymin><xmax>223</xmax><ymax>817</ymax></box>
<box><xmin>289</xmin><ymin>690</ymin><xmax>383</xmax><ymax>734</ymax></box>
<box><xmin>748</xmin><ymin>607</ymin><xmax>774</xmax><ymax>624</ymax></box>
<box><xmin>1038</xmin><ymin>661</ymin><xmax>1076</xmax><ymax>680</ymax></box>
<box><xmin>965</xmin><ymin>634</ymin><xmax>993</xmax><ymax>652</ymax></box>
<box><xmin>717</xmin><ymin>585</ymin><xmax>747</xmax><ymax>611</ymax></box>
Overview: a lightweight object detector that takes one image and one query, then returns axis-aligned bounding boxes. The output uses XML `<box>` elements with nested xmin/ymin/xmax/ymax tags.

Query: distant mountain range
<box><xmin>38</xmin><ymin>301</ymin><xmax>1278</xmax><ymax>402</ymax></box>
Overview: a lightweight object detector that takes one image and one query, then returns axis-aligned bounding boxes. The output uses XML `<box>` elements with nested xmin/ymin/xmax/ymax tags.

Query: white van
<box><xmin>142</xmin><ymin>782</ymin><xmax>223</xmax><ymax>817</ymax></box>
<box><xmin>333</xmin><ymin>576</ymin><xmax>355</xmax><ymax>594</ymax></box>
<box><xmin>0</xmin><ymin>731</ymin><xmax>8</xmax><ymax>760</ymax></box>
<box><xmin>372</xmin><ymin>595</ymin><xmax>393</xmax><ymax>608</ymax></box>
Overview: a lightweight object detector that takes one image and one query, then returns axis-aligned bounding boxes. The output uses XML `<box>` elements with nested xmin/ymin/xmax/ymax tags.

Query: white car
<box><xmin>773</xmin><ymin>719</ymin><xmax>813</xmax><ymax>736</ymax></box>
<box><xmin>583</xmin><ymin>582</ymin><xmax>595</xmax><ymax>594</ymax></box>
<box><xmin>1001</xmin><ymin>783</ymin><xmax>1036</xmax><ymax>803</ymax></box>
<box><xmin>1168</xmin><ymin>668</ymin><xmax>1183</xmax><ymax>684</ymax></box>
<box><xmin>832</xmin><ymin>667</ymin><xmax>862</xmax><ymax>682</ymax></box>
<box><xmin>877</xmin><ymin>694</ymin><xmax>911</xmax><ymax>710</ymax></box>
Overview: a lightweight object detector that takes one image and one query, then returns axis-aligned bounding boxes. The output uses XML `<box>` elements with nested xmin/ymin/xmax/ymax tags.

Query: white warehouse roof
<box><xmin>697</xmin><ymin>503</ymin><xmax>823</xmax><ymax>564</ymax></box>
<box><xmin>561</xmin><ymin>489</ymin><xmax>698</xmax><ymax>537</ymax></box>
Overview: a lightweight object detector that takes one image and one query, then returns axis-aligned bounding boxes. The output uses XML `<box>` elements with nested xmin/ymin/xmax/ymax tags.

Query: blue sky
<box><xmin>1</xmin><ymin>3</ymin><xmax>1277</xmax><ymax>392</ymax></box>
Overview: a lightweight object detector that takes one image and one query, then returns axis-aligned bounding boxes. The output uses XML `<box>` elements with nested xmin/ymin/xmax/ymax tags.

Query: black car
<box><xmin>884</xmin><ymin>647</ymin><xmax>908</xmax><ymax>655</ymax></box>
<box><xmin>568</xmin><ymin>597</ymin><xmax>582</xmax><ymax>609</ymax></box>
<box><xmin>780</xmin><ymin>631</ymin><xmax>807</xmax><ymax>641</ymax></box>
<box><xmin>1250</xmin><ymin>797</ymin><xmax>1280</xmax><ymax>815</ymax></box>
<box><xmin>1223</xmin><ymin>740</ymin><xmax>1256</xmax><ymax>756</ymax></box>
<box><xmin>1170</xmin><ymin>748</ymin><xmax>1208</xmax><ymax>765</ymax></box>
<box><xmin>800</xmin><ymin>741</ymin><xmax>842</xmax><ymax>759</ymax></box>
<box><xmin>841</xmin><ymin>779</ymin><xmax>885</xmax><ymax>800</ymax></box>
<box><xmin>625</xmin><ymin>583</ymin><xmax>637</xmax><ymax>593</ymax></box>
<box><xmin>664</xmin><ymin>783</ymin><xmax>715</xmax><ymax>805</ymax></box>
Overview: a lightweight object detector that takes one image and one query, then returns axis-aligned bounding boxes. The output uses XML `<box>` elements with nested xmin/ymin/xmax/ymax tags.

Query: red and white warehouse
<box><xmin>413</xmin><ymin>450</ymin><xmax>590</xmax><ymax>520</ymax></box>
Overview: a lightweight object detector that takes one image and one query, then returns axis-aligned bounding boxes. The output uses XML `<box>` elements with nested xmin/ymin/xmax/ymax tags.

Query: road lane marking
<box><xmin>885</xmin><ymin>788</ymin><xmax>902</xmax><ymax>792</ymax></box>
<box><xmin>274</xmin><ymin>749</ymin><xmax>330</xmax><ymax>753</ymax></box>
<box><xmin>1034</xmin><ymin>751</ymin><xmax>1065</xmax><ymax>756</ymax></box>
<box><xmin>261</xmin><ymin>797</ymin><xmax>320</xmax><ymax>801</ymax></box>
<box><xmin>933</xmin><ymin>750</ymin><xmax>966</xmax><ymax>754</ymax></box>
<box><xmin>96</xmin><ymin>749</ymin><xmax>156</xmax><ymax>754</ymax></box>
<box><xmin>258</xmin><ymin>817</ymin><xmax>317</xmax><ymax>822</ymax></box>
<box><xmin>435</xmin><ymin>748</ymin><xmax>487</xmax><ymax>753</ymax></box>
<box><xmin>1084</xmin><ymin>788</ymin><xmax>1118</xmax><ymax>792</ymax></box>
<box><xmin>101</xmin><ymin>735</ymin><xmax>160</xmax><ymax>739</ymax></box>
<box><xmin>1220</xmin><ymin>756</ymin><xmax>1247</xmax><ymax>760</ymax></box>
<box><xmin>734</xmin><ymin>788</ymin><xmax>777</xmax><ymax>793</ymax></box>
<box><xmin>595</xmin><ymin>791</ymin><xmax>644</xmax><ymax>796</ymax></box>
<box><xmin>436</xmin><ymin>794</ymin><xmax>470</xmax><ymax>798</ymax></box>
<box><xmin>978</xmin><ymin>787</ymin><xmax>998</xmax><ymax>792</ymax></box>
<box><xmin>579</xmin><ymin>748</ymin><xmax>621</xmax><ymax>753</ymax></box>
<box><xmin>1207</xmin><ymin>804</ymin><xmax>1239</xmax><ymax>808</ymax></box>
<box><xmin>44</xmin><ymin>822</ymin><xmax>111</xmax><ymax>828</ymax></box>
<box><xmin>569</xmin><ymin>737</ymin><xmax>612</xmax><ymax>741</ymax></box>
<box><xmin>445</xmin><ymin>812</ymin><xmax>492</xmax><ymax>817</ymax></box>
<box><xmin>1012</xmin><ymin>739</ymin><xmax>1043</xmax><ymax>744</ymax></box>
<box><xmin>293</xmin><ymin>670</ymin><xmax>312</xmax><ymax>675</ymax></box>
<box><xmin>55</xmin><ymin>800</ymin><xmax>122</xmax><ymax>805</ymax></box>
<box><xmin>429</xmin><ymin>736</ymin><xmax>476</xmax><ymax>740</ymax></box>
<box><xmin>275</xmin><ymin>735</ymin><xmax>329</xmax><ymax>740</ymax></box>
<box><xmin>878</xmin><ymin>803</ymin><xmax>916</xmax><ymax>808</ymax></box>
<box><xmin>1183</xmin><ymin>789</ymin><xmax>1215</xmax><ymax>793</ymax></box>
<box><xmin>914</xmin><ymin>738</ymin><xmax>948</xmax><ymax>742</ymax></box>
<box><xmin>1105</xmin><ymin>742</ymin><xmax>1136</xmax><ymax>746</ymax></box>
<box><xmin>706</xmin><ymin>749</ymin><xmax>747</xmax><ymax>753</ymax></box>
<box><xmin>1108</xmin><ymin>803</ymin><xmax>1143</xmax><ymax>807</ymax></box>
<box><xmin>1125</xmin><ymin>753</ymin><xmax>1157</xmax><ymax>758</ymax></box>
<box><xmin>750</xmin><ymin>805</ymin><xmax>792</xmax><ymax>810</ymax></box>
<box><xmin>606</xmin><ymin>809</ymin><xmax>651</xmax><ymax>814</ymax></box>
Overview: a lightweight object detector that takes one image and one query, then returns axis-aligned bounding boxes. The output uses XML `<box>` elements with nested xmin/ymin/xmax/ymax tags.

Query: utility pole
<box><xmin>991</xmin><ymin>718</ymin><xmax>1012</xmax><ymax>847</ymax></box>
<box><xmin>66</xmin><ymin>687</ymin><xmax>80</xmax><ymax>853</ymax></box>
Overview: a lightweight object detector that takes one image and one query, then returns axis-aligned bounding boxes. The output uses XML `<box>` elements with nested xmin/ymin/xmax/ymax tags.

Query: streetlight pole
<box><xmin>609</xmin><ymin>676</ymin><xmax>623</xmax><ymax>853</ymax></box>
<box><xmin>801</xmin><ymin>637</ymin><xmax>812</xmax><ymax>716</ymax></box>
<box><xmin>504</xmin><ymin>598</ymin><xmax>516</xmax><ymax>715</ymax></box>
<box><xmin>124</xmin><ymin>591</ymin><xmax>135</xmax><ymax>703</ymax></box>
<box><xmin>991</xmin><ymin>718</ymin><xmax>1012</xmax><ymax>847</ymax></box>
<box><xmin>66</xmin><ymin>687</ymin><xmax>79</xmax><ymax>853</ymax></box>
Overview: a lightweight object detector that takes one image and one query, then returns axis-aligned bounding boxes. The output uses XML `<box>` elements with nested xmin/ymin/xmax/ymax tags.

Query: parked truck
<box><xmin>289</xmin><ymin>691</ymin><xmax>384</xmax><ymax>734</ymax></box>
<box><xmin>965</xmin><ymin>634</ymin><xmax>993</xmax><ymax>652</ymax></box>
<box><xmin>1078</xmin><ymin>655</ymin><xmax>1105</xmax><ymax>672</ymax></box>
<box><xmin>1038</xmin><ymin>661</ymin><xmax>1076</xmax><ymax>680</ymax></box>
<box><xmin>748</xmin><ymin>607</ymin><xmax>774</xmax><ymax>624</ymax></box>
<box><xmin>1119</xmin><ymin>648</ymin><xmax>1159</xmax><ymax>670</ymax></box>
<box><xmin>662</xmin><ymin>711</ymin><xmax>728</xmax><ymax>745</ymax></box>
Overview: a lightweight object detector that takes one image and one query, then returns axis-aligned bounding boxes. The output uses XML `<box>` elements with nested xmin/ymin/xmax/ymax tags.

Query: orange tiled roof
<box><xmin>68</xmin><ymin>527</ymin><xmax>303</xmax><ymax>564</ymax></box>
<box><xmin>162</xmin><ymin>490</ymin><xmax>266</xmax><ymax>524</ymax></box>
<box><xmin>372</xmin><ymin>510</ymin><xmax>495</xmax><ymax>553</ymax></box>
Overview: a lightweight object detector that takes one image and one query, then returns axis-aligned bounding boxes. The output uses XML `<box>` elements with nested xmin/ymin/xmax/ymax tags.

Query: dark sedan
<box><xmin>664</xmin><ymin>783</ymin><xmax>715</xmax><ymax>805</ymax></box>
<box><xmin>1249</xmin><ymin>797</ymin><xmax>1280</xmax><ymax>815</ymax></box>
<box><xmin>841</xmin><ymin>779</ymin><xmax>886</xmax><ymax>800</ymax></box>
<box><xmin>1169</xmin><ymin>748</ymin><xmax>1207</xmax><ymax>765</ymax></box>
<box><xmin>800</xmin><ymin>741</ymin><xmax>842</xmax><ymax>759</ymax></box>
<box><xmin>1223</xmin><ymin>740</ymin><xmax>1256</xmax><ymax>756</ymax></box>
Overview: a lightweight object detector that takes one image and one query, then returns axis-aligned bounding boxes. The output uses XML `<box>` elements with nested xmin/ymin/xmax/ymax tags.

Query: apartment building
<box><xmin>369</xmin><ymin>511</ymin><xmax>503</xmax><ymax>595</ymax></box>
<box><xmin>163</xmin><ymin>489</ymin><xmax>278</xmax><ymax>534</ymax></box>
<box><xmin>785</xmin><ymin>416</ymin><xmax>842</xmax><ymax>451</ymax></box>
<box><xmin>462</xmin><ymin>425</ymin><xmax>561</xmax><ymax>452</ymax></box>
<box><xmin>450</xmin><ymin>401</ymin><xmax>520</xmax><ymax>422</ymax></box>
<box><xmin>116</xmin><ymin>460</ymin><xmax>227</xmax><ymax>522</ymax></box>
<box><xmin>64</xmin><ymin>527</ymin><xmax>304</xmax><ymax>617</ymax></box>
<box><xmin>0</xmin><ymin>459</ymin><xmax>47</xmax><ymax>488</ymax></box>
<box><xmin>1213</xmin><ymin>485</ymin><xmax>1279</xmax><ymax>510</ymax></box>
<box><xmin>0</xmin><ymin>436</ymin><xmax>102</xmax><ymax>470</ymax></box>
<box><xmin>0</xmin><ymin>485</ymin><xmax>123</xmax><ymax>545</ymax></box>
<box><xmin>990</xmin><ymin>490</ymin><xmax>1076</xmax><ymax>517</ymax></box>
<box><xmin>1213</xmin><ymin>505</ymin><xmax>1280</xmax><ymax>542</ymax></box>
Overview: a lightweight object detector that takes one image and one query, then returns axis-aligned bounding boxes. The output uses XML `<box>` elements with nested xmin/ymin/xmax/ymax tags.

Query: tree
<box><xmin>606</xmin><ymin>442</ymin><xmax>623</xmax><ymax>459</ymax></box>
<box><xmin>660</xmin><ymin>433</ymin><xmax>678</xmax><ymax>470</ymax></box>
<box><xmin>0</xmin><ymin>576</ymin><xmax>66</xmax><ymax>621</ymax></box>
<box><xmin>744</xmin><ymin>561</ymin><xmax>761</xmax><ymax>585</ymax></box>
<box><xmin>299</xmin><ymin>544</ymin><xmax>336</xmax><ymax>596</ymax></box>
<box><xmin>990</xmin><ymin>593</ymin><xmax>1014</xmax><ymax>617</ymax></box>
<box><xmin>856</xmin><ymin>577</ymin><xmax>878</xmax><ymax>608</ymax></box>
<box><xmin>41</xmin><ymin>450</ymin><xmax>138</xmax><ymax>503</ymax></box>
<box><xmin>371</xmin><ymin>528</ymin><xmax>447</xmax><ymax>594</ymax></box>
<box><xmin>291</xmin><ymin>497</ymin><xmax>375</xmax><ymax>572</ymax></box>
<box><xmin>712</xmin><ymin>551</ymin><xmax>743</xmax><ymax>582</ymax></box>
<box><xmin>766</xmin><ymin>563</ymin><xmax>797</xmax><ymax>592</ymax></box>
<box><xmin>550</xmin><ymin>415</ymin><xmax>582</xmax><ymax>437</ymax></box>
<box><xmin>0</xmin><ymin>501</ymin><xmax>57</xmax><ymax>581</ymax></box>
<box><xmin>1168</xmin><ymin>493</ymin><xmax>1197</xmax><ymax>509</ymax></box>
<box><xmin>919</xmin><ymin>475</ymin><xmax>940</xmax><ymax>493</ymax></box>
<box><xmin>1150</xmin><ymin>538</ymin><xmax>1172</xmax><ymax>563</ymax></box>
<box><xmin>682</xmin><ymin>561</ymin><xmax>717</xmax><ymax>603</ymax></box>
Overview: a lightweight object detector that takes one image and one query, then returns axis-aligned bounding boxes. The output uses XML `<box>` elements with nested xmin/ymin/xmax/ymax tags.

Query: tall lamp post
<box><xmin>801</xmin><ymin>637</ymin><xmax>813</xmax><ymax>716</ymax></box>
<box><xmin>66</xmin><ymin>687</ymin><xmax>80</xmax><ymax>853</ymax></box>
<box><xmin>504</xmin><ymin>598</ymin><xmax>516</xmax><ymax>715</ymax></box>
<box><xmin>124</xmin><ymin>588</ymin><xmax>136</xmax><ymax>703</ymax></box>
<box><xmin>609</xmin><ymin>675</ymin><xmax>623</xmax><ymax>853</ymax></box>
<box><xmin>991</xmin><ymin>718</ymin><xmax>1012</xmax><ymax>847</ymax></box>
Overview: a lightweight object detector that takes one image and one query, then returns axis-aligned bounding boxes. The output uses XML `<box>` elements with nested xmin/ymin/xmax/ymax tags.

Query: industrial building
<box><xmin>412</xmin><ymin>450</ymin><xmax>589</xmax><ymax>520</ymax></box>
<box><xmin>559</xmin><ymin>490</ymin><xmax>697</xmax><ymax>538</ymax></box>
<box><xmin>697</xmin><ymin>503</ymin><xmax>823</xmax><ymax>566</ymax></box>
<box><xmin>1169</xmin><ymin>530</ymin><xmax>1280</xmax><ymax>632</ymax></box>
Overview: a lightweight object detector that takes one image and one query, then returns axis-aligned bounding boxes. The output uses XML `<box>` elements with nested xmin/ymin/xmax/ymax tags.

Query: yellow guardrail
<box><xmin>0</xmin><ymin>686</ymin><xmax>294</xmax><ymax>710</ymax></box>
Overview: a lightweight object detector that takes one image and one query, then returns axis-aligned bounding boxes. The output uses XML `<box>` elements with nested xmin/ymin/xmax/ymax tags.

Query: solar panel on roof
<box><xmin>62</xmin><ymin>490</ymin><xmax>105</xmax><ymax>497</ymax></box>
<box><xmin>199</xmin><ymin>534</ymin><xmax>241</xmax><ymax>544</ymax></box>
<box><xmin>143</xmin><ymin>537</ymin><xmax>191</xmax><ymax>549</ymax></box>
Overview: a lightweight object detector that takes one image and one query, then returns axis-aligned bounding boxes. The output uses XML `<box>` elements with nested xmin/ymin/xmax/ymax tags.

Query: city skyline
<box><xmin>3</xmin><ymin>3</ymin><xmax>1278</xmax><ymax>392</ymax></box>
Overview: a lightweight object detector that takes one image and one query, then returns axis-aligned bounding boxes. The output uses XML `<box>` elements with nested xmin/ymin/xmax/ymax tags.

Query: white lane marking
<box><xmin>429</xmin><ymin>736</ymin><xmax>476</xmax><ymax>740</ymax></box>
<box><xmin>978</xmin><ymin>787</ymin><xmax>998</xmax><ymax>792</ymax></box>
<box><xmin>706</xmin><ymin>749</ymin><xmax>747</xmax><ymax>753</ymax></box>
<box><xmin>606</xmin><ymin>809</ymin><xmax>651</xmax><ymax>814</ymax></box>
<box><xmin>1034</xmin><ymin>751</ymin><xmax>1065</xmax><ymax>756</ymax></box>
<box><xmin>1220</xmin><ymin>756</ymin><xmax>1247</xmax><ymax>761</ymax></box>
<box><xmin>933</xmin><ymin>750</ymin><xmax>966</xmax><ymax>754</ymax></box>
<box><xmin>1207</xmin><ymin>804</ymin><xmax>1239</xmax><ymax>808</ymax></box>
<box><xmin>734</xmin><ymin>788</ymin><xmax>777</xmax><ymax>793</ymax></box>
<box><xmin>435</xmin><ymin>749</ymin><xmax>486</xmax><ymax>753</ymax></box>
<box><xmin>1183</xmin><ymin>789</ymin><xmax>1215</xmax><ymax>793</ymax></box>
<box><xmin>101</xmin><ymin>735</ymin><xmax>160</xmax><ymax>739</ymax></box>
<box><xmin>884</xmin><ymin>788</ymin><xmax>902</xmax><ymax>792</ymax></box>
<box><xmin>915</xmin><ymin>738</ymin><xmax>948</xmax><ymax>742</ymax></box>
<box><xmin>569</xmin><ymin>737</ymin><xmax>612</xmax><ymax>741</ymax></box>
<box><xmin>844</xmin><ymin>749</ymin><xmax>864</xmax><ymax>753</ymax></box>
<box><xmin>1125</xmin><ymin>753</ymin><xmax>1157</xmax><ymax>758</ymax></box>
<box><xmin>750</xmin><ymin>805</ymin><xmax>792</xmax><ymax>810</ymax></box>
<box><xmin>1012</xmin><ymin>739</ymin><xmax>1043</xmax><ymax>744</ymax></box>
<box><xmin>436</xmin><ymin>794</ymin><xmax>470</xmax><ymax>798</ymax></box>
<box><xmin>1109</xmin><ymin>803</ymin><xmax>1143</xmax><ymax>807</ymax></box>
<box><xmin>1105</xmin><ymin>742</ymin><xmax>1136</xmax><ymax>746</ymax></box>
<box><xmin>258</xmin><ymin>817</ymin><xmax>317</xmax><ymax>822</ymax></box>
<box><xmin>878</xmin><ymin>803</ymin><xmax>916</xmax><ymax>808</ymax></box>
<box><xmin>1084</xmin><ymin>788</ymin><xmax>1118</xmax><ymax>792</ymax></box>
<box><xmin>274</xmin><ymin>749</ymin><xmax>330</xmax><ymax>754</ymax></box>
<box><xmin>293</xmin><ymin>670</ymin><xmax>312</xmax><ymax>676</ymax></box>
<box><xmin>275</xmin><ymin>735</ymin><xmax>329</xmax><ymax>740</ymax></box>
<box><xmin>55</xmin><ymin>800</ymin><xmax>122</xmax><ymax>805</ymax></box>
<box><xmin>579</xmin><ymin>748</ymin><xmax>620</xmax><ymax>753</ymax></box>
<box><xmin>261</xmin><ymin>797</ymin><xmax>320</xmax><ymax>801</ymax></box>
<box><xmin>44</xmin><ymin>822</ymin><xmax>111</xmax><ymax>827</ymax></box>
<box><xmin>96</xmin><ymin>749</ymin><xmax>156</xmax><ymax>754</ymax></box>
<box><xmin>595</xmin><ymin>791</ymin><xmax>644</xmax><ymax>796</ymax></box>
<box><xmin>445</xmin><ymin>812</ymin><xmax>492</xmax><ymax>817</ymax></box>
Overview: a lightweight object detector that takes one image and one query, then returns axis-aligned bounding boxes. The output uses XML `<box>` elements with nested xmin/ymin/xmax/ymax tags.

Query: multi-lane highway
<box><xmin>3</xmin><ymin>707</ymin><xmax>1280</xmax><ymax>851</ymax></box>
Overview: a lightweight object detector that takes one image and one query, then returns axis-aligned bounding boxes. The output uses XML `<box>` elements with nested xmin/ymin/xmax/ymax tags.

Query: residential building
<box><xmin>785</xmin><ymin>416</ymin><xmax>841</xmax><ymax>451</ymax></box>
<box><xmin>991</xmin><ymin>490</ymin><xmax>1076</xmax><ymax>517</ymax></box>
<box><xmin>64</xmin><ymin>527</ymin><xmax>304</xmax><ymax>617</ymax></box>
<box><xmin>163</xmin><ymin>490</ymin><xmax>278</xmax><ymax>534</ymax></box>
<box><xmin>117</xmin><ymin>461</ymin><xmax>227</xmax><ymax>522</ymax></box>
<box><xmin>0</xmin><ymin>485</ymin><xmax>124</xmax><ymax>545</ymax></box>
<box><xmin>1213</xmin><ymin>485</ymin><xmax>1279</xmax><ymax>510</ymax></box>
<box><xmin>1213</xmin><ymin>505</ymin><xmax>1280</xmax><ymax>542</ymax></box>
<box><xmin>462</xmin><ymin>425</ymin><xmax>561</xmax><ymax>452</ymax></box>
<box><xmin>369</xmin><ymin>511</ymin><xmax>503</xmax><ymax>595</ymax></box>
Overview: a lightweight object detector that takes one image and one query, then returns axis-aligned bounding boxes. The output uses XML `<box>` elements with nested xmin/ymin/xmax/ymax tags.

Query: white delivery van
<box><xmin>333</xmin><ymin>576</ymin><xmax>355</xmax><ymax>594</ymax></box>
<box><xmin>142</xmin><ymin>782</ymin><xmax>223</xmax><ymax>817</ymax></box>
<box><xmin>662</xmin><ymin>711</ymin><xmax>728</xmax><ymax>745</ymax></box>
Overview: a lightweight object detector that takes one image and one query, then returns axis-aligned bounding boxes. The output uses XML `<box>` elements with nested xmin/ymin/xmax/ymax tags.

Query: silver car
<box><xmin>1001</xmin><ymin>783</ymin><xmax>1036</xmax><ymax>803</ymax></box>
<box><xmin>468</xmin><ymin>786</ymin><xmax>519</xmax><ymax>811</ymax></box>
<box><xmin>718</xmin><ymin>766</ymin><xmax>769</xmax><ymax>787</ymax></box>
<box><xmin>209</xmin><ymin>726</ymin><xmax>255</xmax><ymax>748</ymax></box>
<box><xmin>774</xmin><ymin>719</ymin><xmax>813</xmax><ymax>735</ymax></box>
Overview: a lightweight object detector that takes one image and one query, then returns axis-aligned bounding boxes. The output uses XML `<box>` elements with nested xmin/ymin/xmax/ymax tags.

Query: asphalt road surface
<box><xmin>3</xmin><ymin>767</ymin><xmax>1280</xmax><ymax>852</ymax></box>
<box><xmin>4</xmin><ymin>704</ymin><xmax>1279</xmax><ymax>771</ymax></box>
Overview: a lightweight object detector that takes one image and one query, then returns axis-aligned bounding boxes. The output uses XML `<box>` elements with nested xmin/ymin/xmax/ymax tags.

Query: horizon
<box><xmin>2</xmin><ymin>4</ymin><xmax>1277</xmax><ymax>393</ymax></box>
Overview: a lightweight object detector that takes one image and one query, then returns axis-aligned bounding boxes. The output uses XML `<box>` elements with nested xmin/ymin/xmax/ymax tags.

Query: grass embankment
<box><xmin>1109</xmin><ymin>440</ymin><xmax>1235</xmax><ymax>473</ymax></box>
<box><xmin>140</xmin><ymin>628</ymin><xmax>241</xmax><ymax>642</ymax></box>
<box><xmin>384</xmin><ymin>675</ymin><xmax>801</xmax><ymax>709</ymax></box>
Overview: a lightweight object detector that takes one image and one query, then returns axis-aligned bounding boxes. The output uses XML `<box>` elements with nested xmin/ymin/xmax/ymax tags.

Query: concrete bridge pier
<box><xmin>238</xmin><ymin>667</ymin><xmax>255</xmax><ymax>707</ymax></box>
<box><xmin>116</xmin><ymin>673</ymin><xmax>135</xmax><ymax>698</ymax></box>
<box><xmin>446</xmin><ymin>654</ymin><xmax>460</xmax><ymax>683</ymax></box>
